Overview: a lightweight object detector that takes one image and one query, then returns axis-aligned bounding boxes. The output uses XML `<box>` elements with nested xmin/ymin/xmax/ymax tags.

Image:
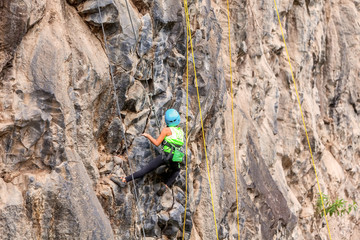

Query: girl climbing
<box><xmin>113</xmin><ymin>109</ymin><xmax>184</xmax><ymax>189</ymax></box>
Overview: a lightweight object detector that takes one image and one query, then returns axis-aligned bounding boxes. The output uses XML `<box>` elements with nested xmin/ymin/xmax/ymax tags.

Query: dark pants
<box><xmin>125</xmin><ymin>154</ymin><xmax>180</xmax><ymax>187</ymax></box>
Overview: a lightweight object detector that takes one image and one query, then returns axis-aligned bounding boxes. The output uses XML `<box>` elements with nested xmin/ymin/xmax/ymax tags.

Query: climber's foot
<box><xmin>157</xmin><ymin>183</ymin><xmax>170</xmax><ymax>196</ymax></box>
<box><xmin>110</xmin><ymin>176</ymin><xmax>126</xmax><ymax>187</ymax></box>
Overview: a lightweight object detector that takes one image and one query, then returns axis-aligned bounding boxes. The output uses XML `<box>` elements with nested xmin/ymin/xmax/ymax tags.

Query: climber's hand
<box><xmin>142</xmin><ymin>133</ymin><xmax>149</xmax><ymax>138</ymax></box>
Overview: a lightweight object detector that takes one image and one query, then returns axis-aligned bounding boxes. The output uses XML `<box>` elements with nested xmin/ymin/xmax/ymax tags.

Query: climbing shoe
<box><xmin>110</xmin><ymin>176</ymin><xmax>126</xmax><ymax>188</ymax></box>
<box><xmin>157</xmin><ymin>185</ymin><xmax>167</xmax><ymax>196</ymax></box>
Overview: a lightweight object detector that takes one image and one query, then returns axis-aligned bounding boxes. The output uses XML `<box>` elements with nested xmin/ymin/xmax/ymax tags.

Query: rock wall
<box><xmin>0</xmin><ymin>0</ymin><xmax>359</xmax><ymax>239</ymax></box>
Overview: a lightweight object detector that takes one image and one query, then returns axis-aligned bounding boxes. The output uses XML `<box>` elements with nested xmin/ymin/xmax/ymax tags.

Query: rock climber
<box><xmin>112</xmin><ymin>109</ymin><xmax>184</xmax><ymax>191</ymax></box>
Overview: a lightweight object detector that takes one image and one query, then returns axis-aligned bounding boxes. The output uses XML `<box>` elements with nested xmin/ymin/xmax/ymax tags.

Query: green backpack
<box><xmin>164</xmin><ymin>141</ymin><xmax>184</xmax><ymax>163</ymax></box>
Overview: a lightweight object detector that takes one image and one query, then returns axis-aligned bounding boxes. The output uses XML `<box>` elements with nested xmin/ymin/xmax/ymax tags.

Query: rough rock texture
<box><xmin>0</xmin><ymin>0</ymin><xmax>359</xmax><ymax>239</ymax></box>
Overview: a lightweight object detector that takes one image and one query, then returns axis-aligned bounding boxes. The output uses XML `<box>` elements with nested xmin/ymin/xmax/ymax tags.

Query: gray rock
<box><xmin>25</xmin><ymin>161</ymin><xmax>114</xmax><ymax>239</ymax></box>
<box><xmin>99</xmin><ymin>161</ymin><xmax>114</xmax><ymax>174</ymax></box>
<box><xmin>173</xmin><ymin>187</ymin><xmax>185</xmax><ymax>205</ymax></box>
<box><xmin>152</xmin><ymin>0</ymin><xmax>182</xmax><ymax>26</ymax></box>
<box><xmin>78</xmin><ymin>0</ymin><xmax>119</xmax><ymax>26</ymax></box>
<box><xmin>168</xmin><ymin>202</ymin><xmax>184</xmax><ymax>228</ymax></box>
<box><xmin>5</xmin><ymin>90</ymin><xmax>66</xmax><ymax>169</ymax></box>
<box><xmin>2</xmin><ymin>0</ymin><xmax>360</xmax><ymax>239</ymax></box>
<box><xmin>19</xmin><ymin>120</ymin><xmax>44</xmax><ymax>150</ymax></box>
<box><xmin>113</xmin><ymin>156</ymin><xmax>124</xmax><ymax>166</ymax></box>
<box><xmin>137</xmin><ymin>14</ymin><xmax>153</xmax><ymax>57</ymax></box>
<box><xmin>66</xmin><ymin>0</ymin><xmax>85</xmax><ymax>6</ymax></box>
<box><xmin>124</xmin><ymin>80</ymin><xmax>148</xmax><ymax>112</ymax></box>
<box><xmin>124</xmin><ymin>108</ymin><xmax>149</xmax><ymax>145</ymax></box>
<box><xmin>152</xmin><ymin>90</ymin><xmax>172</xmax><ymax>121</ymax></box>
<box><xmin>238</xmin><ymin>41</ymin><xmax>248</xmax><ymax>56</ymax></box>
<box><xmin>157</xmin><ymin>210</ymin><xmax>169</xmax><ymax>229</ymax></box>
<box><xmin>173</xmin><ymin>168</ymin><xmax>186</xmax><ymax>189</ymax></box>
<box><xmin>108</xmin><ymin>34</ymin><xmax>135</xmax><ymax>70</ymax></box>
<box><xmin>117</xmin><ymin>0</ymin><xmax>141</xmax><ymax>39</ymax></box>
<box><xmin>247</xmin><ymin>136</ymin><xmax>297</xmax><ymax>238</ymax></box>
<box><xmin>144</xmin><ymin>214</ymin><xmax>158</xmax><ymax>236</ymax></box>
<box><xmin>107</xmin><ymin>117</ymin><xmax>124</xmax><ymax>154</ymax></box>
<box><xmin>114</xmin><ymin>72</ymin><xmax>134</xmax><ymax>110</ymax></box>
<box><xmin>152</xmin><ymin>25</ymin><xmax>180</xmax><ymax>95</ymax></box>
<box><xmin>163</xmin><ymin>225</ymin><xmax>179</xmax><ymax>238</ymax></box>
<box><xmin>134</xmin><ymin>58</ymin><xmax>152</xmax><ymax>81</ymax></box>
<box><xmin>30</xmin><ymin>37</ymin><xmax>60</xmax><ymax>94</ymax></box>
<box><xmin>183</xmin><ymin>211</ymin><xmax>192</xmax><ymax>232</ymax></box>
<box><xmin>219</xmin><ymin>224</ymin><xmax>229</xmax><ymax>239</ymax></box>
<box><xmin>127</xmin><ymin>136</ymin><xmax>153</xmax><ymax>171</ymax></box>
<box><xmin>0</xmin><ymin>178</ymin><xmax>31</xmax><ymax>239</ymax></box>
<box><xmin>130</xmin><ymin>0</ymin><xmax>151</xmax><ymax>14</ymax></box>
<box><xmin>0</xmin><ymin>0</ymin><xmax>28</xmax><ymax>71</ymax></box>
<box><xmin>124</xmin><ymin>109</ymin><xmax>149</xmax><ymax>128</ymax></box>
<box><xmin>28</xmin><ymin>0</ymin><xmax>46</xmax><ymax>28</ymax></box>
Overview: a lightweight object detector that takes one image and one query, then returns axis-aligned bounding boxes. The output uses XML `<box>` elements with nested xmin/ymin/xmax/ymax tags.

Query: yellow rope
<box><xmin>183</xmin><ymin>1</ymin><xmax>219</xmax><ymax>239</ymax></box>
<box><xmin>273</xmin><ymin>1</ymin><xmax>332</xmax><ymax>239</ymax></box>
<box><xmin>182</xmin><ymin>8</ymin><xmax>190</xmax><ymax>239</ymax></box>
<box><xmin>225</xmin><ymin>1</ymin><xmax>241</xmax><ymax>239</ymax></box>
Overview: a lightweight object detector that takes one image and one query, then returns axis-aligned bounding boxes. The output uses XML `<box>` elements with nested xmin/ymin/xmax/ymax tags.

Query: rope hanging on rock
<box><xmin>273</xmin><ymin>0</ymin><xmax>332</xmax><ymax>239</ymax></box>
<box><xmin>96</xmin><ymin>1</ymin><xmax>146</xmax><ymax>239</ymax></box>
<box><xmin>183</xmin><ymin>0</ymin><xmax>219</xmax><ymax>239</ymax></box>
<box><xmin>182</xmin><ymin>8</ymin><xmax>190</xmax><ymax>240</ymax></box>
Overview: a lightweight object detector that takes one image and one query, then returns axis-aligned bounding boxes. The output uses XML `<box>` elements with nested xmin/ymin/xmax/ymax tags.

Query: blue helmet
<box><xmin>165</xmin><ymin>109</ymin><xmax>180</xmax><ymax>127</ymax></box>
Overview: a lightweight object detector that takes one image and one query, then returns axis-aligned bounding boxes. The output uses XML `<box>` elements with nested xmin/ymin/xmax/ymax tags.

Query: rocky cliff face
<box><xmin>0</xmin><ymin>0</ymin><xmax>359</xmax><ymax>239</ymax></box>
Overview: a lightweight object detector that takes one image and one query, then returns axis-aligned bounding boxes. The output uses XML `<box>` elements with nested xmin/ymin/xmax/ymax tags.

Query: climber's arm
<box><xmin>142</xmin><ymin>128</ymin><xmax>171</xmax><ymax>147</ymax></box>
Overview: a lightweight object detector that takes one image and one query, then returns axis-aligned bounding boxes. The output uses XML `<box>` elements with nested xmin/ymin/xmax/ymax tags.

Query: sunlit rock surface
<box><xmin>0</xmin><ymin>0</ymin><xmax>359</xmax><ymax>239</ymax></box>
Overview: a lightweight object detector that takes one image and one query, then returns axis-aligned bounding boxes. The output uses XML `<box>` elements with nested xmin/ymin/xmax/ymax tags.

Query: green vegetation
<box><xmin>316</xmin><ymin>194</ymin><xmax>358</xmax><ymax>217</ymax></box>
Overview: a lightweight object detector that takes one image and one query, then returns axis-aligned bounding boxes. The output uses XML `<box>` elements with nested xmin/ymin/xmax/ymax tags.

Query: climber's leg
<box><xmin>125</xmin><ymin>155</ymin><xmax>165</xmax><ymax>182</ymax></box>
<box><xmin>165</xmin><ymin>163</ymin><xmax>180</xmax><ymax>187</ymax></box>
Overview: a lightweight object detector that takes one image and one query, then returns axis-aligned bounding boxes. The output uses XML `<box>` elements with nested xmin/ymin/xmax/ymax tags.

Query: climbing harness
<box><xmin>96</xmin><ymin>1</ymin><xmax>146</xmax><ymax>239</ymax></box>
<box><xmin>273</xmin><ymin>0</ymin><xmax>332</xmax><ymax>239</ymax></box>
<box><xmin>225</xmin><ymin>0</ymin><xmax>241</xmax><ymax>239</ymax></box>
<box><xmin>163</xmin><ymin>142</ymin><xmax>185</xmax><ymax>163</ymax></box>
<box><xmin>182</xmin><ymin>1</ymin><xmax>219</xmax><ymax>239</ymax></box>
